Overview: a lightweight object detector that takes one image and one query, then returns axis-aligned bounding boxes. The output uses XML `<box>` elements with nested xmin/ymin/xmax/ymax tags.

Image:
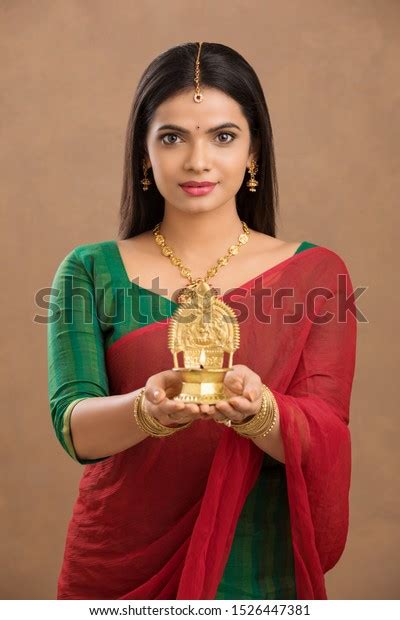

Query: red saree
<box><xmin>57</xmin><ymin>245</ymin><xmax>357</xmax><ymax>599</ymax></box>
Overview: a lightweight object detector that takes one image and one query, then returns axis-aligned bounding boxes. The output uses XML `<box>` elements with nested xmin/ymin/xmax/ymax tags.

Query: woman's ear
<box><xmin>142</xmin><ymin>144</ymin><xmax>151</xmax><ymax>169</ymax></box>
<box><xmin>247</xmin><ymin>137</ymin><xmax>260</xmax><ymax>167</ymax></box>
<box><xmin>143</xmin><ymin>154</ymin><xmax>152</xmax><ymax>169</ymax></box>
<box><xmin>247</xmin><ymin>153</ymin><xmax>259</xmax><ymax>168</ymax></box>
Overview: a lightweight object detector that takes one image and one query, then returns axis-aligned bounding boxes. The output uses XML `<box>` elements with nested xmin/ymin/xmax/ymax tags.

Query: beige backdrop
<box><xmin>1</xmin><ymin>0</ymin><xmax>398</xmax><ymax>600</ymax></box>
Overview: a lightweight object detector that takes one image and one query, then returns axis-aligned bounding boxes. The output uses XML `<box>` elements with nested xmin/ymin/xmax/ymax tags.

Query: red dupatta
<box><xmin>58</xmin><ymin>246</ymin><xmax>357</xmax><ymax>600</ymax></box>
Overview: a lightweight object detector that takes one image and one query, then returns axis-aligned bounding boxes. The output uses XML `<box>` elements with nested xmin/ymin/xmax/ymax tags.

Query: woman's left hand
<box><xmin>199</xmin><ymin>364</ymin><xmax>263</xmax><ymax>423</ymax></box>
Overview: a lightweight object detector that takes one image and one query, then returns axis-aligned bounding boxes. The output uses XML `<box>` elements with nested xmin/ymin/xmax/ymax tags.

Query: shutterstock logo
<box><xmin>34</xmin><ymin>273</ymin><xmax>368</xmax><ymax>327</ymax></box>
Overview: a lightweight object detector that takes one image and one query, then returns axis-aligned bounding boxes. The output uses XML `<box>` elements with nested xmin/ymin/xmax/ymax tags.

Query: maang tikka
<box><xmin>141</xmin><ymin>41</ymin><xmax>258</xmax><ymax>193</ymax></box>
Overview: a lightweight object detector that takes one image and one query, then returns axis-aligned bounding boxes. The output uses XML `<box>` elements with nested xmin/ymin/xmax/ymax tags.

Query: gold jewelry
<box><xmin>153</xmin><ymin>221</ymin><xmax>248</xmax><ymax>404</ymax></box>
<box><xmin>246</xmin><ymin>159</ymin><xmax>258</xmax><ymax>193</ymax></box>
<box><xmin>152</xmin><ymin>220</ymin><xmax>250</xmax><ymax>304</ymax></box>
<box><xmin>140</xmin><ymin>159</ymin><xmax>152</xmax><ymax>191</ymax></box>
<box><xmin>231</xmin><ymin>384</ymin><xmax>278</xmax><ymax>438</ymax></box>
<box><xmin>193</xmin><ymin>42</ymin><xmax>203</xmax><ymax>103</ymax></box>
<box><xmin>133</xmin><ymin>388</ymin><xmax>191</xmax><ymax>437</ymax></box>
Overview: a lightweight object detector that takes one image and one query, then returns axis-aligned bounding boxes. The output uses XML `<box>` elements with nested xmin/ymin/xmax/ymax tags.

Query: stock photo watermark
<box><xmin>34</xmin><ymin>273</ymin><xmax>368</xmax><ymax>327</ymax></box>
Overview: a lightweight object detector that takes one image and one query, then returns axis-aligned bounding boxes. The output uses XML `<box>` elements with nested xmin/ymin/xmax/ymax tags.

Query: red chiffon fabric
<box><xmin>57</xmin><ymin>246</ymin><xmax>357</xmax><ymax>600</ymax></box>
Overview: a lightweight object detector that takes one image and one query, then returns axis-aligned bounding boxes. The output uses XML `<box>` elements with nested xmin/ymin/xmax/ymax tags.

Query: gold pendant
<box><xmin>174</xmin><ymin>280</ymin><xmax>220</xmax><ymax>305</ymax></box>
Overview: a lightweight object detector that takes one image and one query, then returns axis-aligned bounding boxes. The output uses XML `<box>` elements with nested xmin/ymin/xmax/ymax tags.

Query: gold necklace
<box><xmin>152</xmin><ymin>220</ymin><xmax>250</xmax><ymax>304</ymax></box>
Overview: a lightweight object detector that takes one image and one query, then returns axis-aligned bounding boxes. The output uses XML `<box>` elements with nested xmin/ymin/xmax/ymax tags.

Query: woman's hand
<box><xmin>203</xmin><ymin>364</ymin><xmax>264</xmax><ymax>424</ymax></box>
<box><xmin>143</xmin><ymin>364</ymin><xmax>263</xmax><ymax>428</ymax></box>
<box><xmin>143</xmin><ymin>369</ymin><xmax>213</xmax><ymax>427</ymax></box>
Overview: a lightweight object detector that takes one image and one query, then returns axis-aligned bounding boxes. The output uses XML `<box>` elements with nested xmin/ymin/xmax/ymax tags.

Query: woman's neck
<box><xmin>159</xmin><ymin>206</ymin><xmax>247</xmax><ymax>264</ymax></box>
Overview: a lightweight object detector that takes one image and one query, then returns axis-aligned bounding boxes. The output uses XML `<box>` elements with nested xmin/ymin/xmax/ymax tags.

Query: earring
<box><xmin>141</xmin><ymin>159</ymin><xmax>152</xmax><ymax>191</ymax></box>
<box><xmin>246</xmin><ymin>159</ymin><xmax>258</xmax><ymax>192</ymax></box>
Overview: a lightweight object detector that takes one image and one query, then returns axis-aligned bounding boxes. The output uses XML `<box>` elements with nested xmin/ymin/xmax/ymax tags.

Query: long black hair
<box><xmin>118</xmin><ymin>42</ymin><xmax>279</xmax><ymax>239</ymax></box>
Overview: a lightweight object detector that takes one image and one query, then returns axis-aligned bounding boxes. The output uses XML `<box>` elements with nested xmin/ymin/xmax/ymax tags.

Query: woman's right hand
<box><xmin>143</xmin><ymin>369</ymin><xmax>212</xmax><ymax>427</ymax></box>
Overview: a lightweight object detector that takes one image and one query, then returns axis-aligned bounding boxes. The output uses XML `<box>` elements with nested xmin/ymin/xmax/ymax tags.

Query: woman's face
<box><xmin>145</xmin><ymin>87</ymin><xmax>257</xmax><ymax>215</ymax></box>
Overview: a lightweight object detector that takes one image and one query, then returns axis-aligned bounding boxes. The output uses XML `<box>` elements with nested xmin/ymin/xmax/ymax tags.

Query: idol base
<box><xmin>172</xmin><ymin>367</ymin><xmax>233</xmax><ymax>404</ymax></box>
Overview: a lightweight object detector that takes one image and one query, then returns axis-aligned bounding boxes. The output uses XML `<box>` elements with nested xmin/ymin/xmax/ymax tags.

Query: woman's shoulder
<box><xmin>69</xmin><ymin>239</ymin><xmax>115</xmax><ymax>260</ymax></box>
<box><xmin>51</xmin><ymin>240</ymin><xmax>117</xmax><ymax>284</ymax></box>
<box><xmin>54</xmin><ymin>239</ymin><xmax>115</xmax><ymax>267</ymax></box>
<box><xmin>304</xmin><ymin>241</ymin><xmax>350</xmax><ymax>269</ymax></box>
<box><xmin>253</xmin><ymin>232</ymin><xmax>347</xmax><ymax>266</ymax></box>
<box><xmin>292</xmin><ymin>239</ymin><xmax>354</xmax><ymax>287</ymax></box>
<box><xmin>261</xmin><ymin>235</ymin><xmax>353</xmax><ymax>285</ymax></box>
<box><xmin>295</xmin><ymin>240</ymin><xmax>319</xmax><ymax>252</ymax></box>
<box><xmin>251</xmin><ymin>233</ymin><xmax>354</xmax><ymax>301</ymax></box>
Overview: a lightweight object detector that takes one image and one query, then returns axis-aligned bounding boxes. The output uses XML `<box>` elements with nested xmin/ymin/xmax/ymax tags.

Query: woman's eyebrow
<box><xmin>156</xmin><ymin>122</ymin><xmax>242</xmax><ymax>134</ymax></box>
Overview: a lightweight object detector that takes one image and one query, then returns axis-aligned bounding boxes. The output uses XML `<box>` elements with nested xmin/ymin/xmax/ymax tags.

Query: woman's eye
<box><xmin>160</xmin><ymin>134</ymin><xmax>181</xmax><ymax>145</ymax></box>
<box><xmin>216</xmin><ymin>132</ymin><xmax>235</xmax><ymax>144</ymax></box>
<box><xmin>160</xmin><ymin>132</ymin><xmax>236</xmax><ymax>146</ymax></box>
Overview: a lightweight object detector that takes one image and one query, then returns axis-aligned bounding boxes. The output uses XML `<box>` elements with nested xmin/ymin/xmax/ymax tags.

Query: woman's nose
<box><xmin>184</xmin><ymin>142</ymin><xmax>211</xmax><ymax>171</ymax></box>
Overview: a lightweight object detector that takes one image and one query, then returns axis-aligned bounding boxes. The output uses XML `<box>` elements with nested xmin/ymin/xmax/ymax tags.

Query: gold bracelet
<box><xmin>231</xmin><ymin>384</ymin><xmax>278</xmax><ymax>438</ymax></box>
<box><xmin>244</xmin><ymin>385</ymin><xmax>278</xmax><ymax>438</ymax></box>
<box><xmin>133</xmin><ymin>388</ymin><xmax>192</xmax><ymax>437</ymax></box>
<box><xmin>245</xmin><ymin>386</ymin><xmax>278</xmax><ymax>438</ymax></box>
<box><xmin>231</xmin><ymin>384</ymin><xmax>269</xmax><ymax>433</ymax></box>
<box><xmin>140</xmin><ymin>390</ymin><xmax>193</xmax><ymax>434</ymax></box>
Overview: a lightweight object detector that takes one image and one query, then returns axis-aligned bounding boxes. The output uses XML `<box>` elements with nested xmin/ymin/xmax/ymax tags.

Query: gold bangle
<box><xmin>247</xmin><ymin>386</ymin><xmax>278</xmax><ymax>438</ymax></box>
<box><xmin>246</xmin><ymin>386</ymin><xmax>278</xmax><ymax>438</ymax></box>
<box><xmin>231</xmin><ymin>384</ymin><xmax>269</xmax><ymax>433</ymax></box>
<box><xmin>133</xmin><ymin>388</ymin><xmax>192</xmax><ymax>437</ymax></box>
<box><xmin>232</xmin><ymin>385</ymin><xmax>278</xmax><ymax>438</ymax></box>
<box><xmin>134</xmin><ymin>388</ymin><xmax>176</xmax><ymax>437</ymax></box>
<box><xmin>231</xmin><ymin>384</ymin><xmax>269</xmax><ymax>434</ymax></box>
<box><xmin>140</xmin><ymin>390</ymin><xmax>193</xmax><ymax>433</ymax></box>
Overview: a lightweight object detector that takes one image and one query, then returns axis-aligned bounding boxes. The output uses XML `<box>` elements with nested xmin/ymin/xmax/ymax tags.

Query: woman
<box><xmin>48</xmin><ymin>42</ymin><xmax>357</xmax><ymax>600</ymax></box>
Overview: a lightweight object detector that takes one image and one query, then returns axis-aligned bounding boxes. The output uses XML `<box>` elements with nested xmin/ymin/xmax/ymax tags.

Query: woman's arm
<box><xmin>47</xmin><ymin>247</ymin><xmax>149</xmax><ymax>465</ymax></box>
<box><xmin>69</xmin><ymin>392</ymin><xmax>149</xmax><ymax>462</ymax></box>
<box><xmin>249</xmin><ymin>409</ymin><xmax>285</xmax><ymax>463</ymax></box>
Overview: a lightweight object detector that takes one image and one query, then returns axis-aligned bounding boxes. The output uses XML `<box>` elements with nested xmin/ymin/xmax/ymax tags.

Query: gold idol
<box><xmin>168</xmin><ymin>280</ymin><xmax>240</xmax><ymax>404</ymax></box>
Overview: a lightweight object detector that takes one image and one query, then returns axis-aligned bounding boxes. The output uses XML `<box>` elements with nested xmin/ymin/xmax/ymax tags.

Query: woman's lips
<box><xmin>180</xmin><ymin>184</ymin><xmax>217</xmax><ymax>196</ymax></box>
